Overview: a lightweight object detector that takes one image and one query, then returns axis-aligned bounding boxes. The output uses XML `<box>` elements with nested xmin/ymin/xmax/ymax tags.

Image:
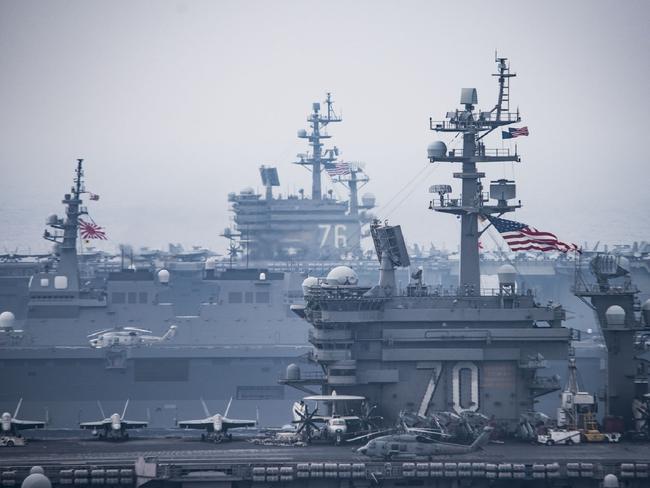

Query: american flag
<box><xmin>487</xmin><ymin>216</ymin><xmax>578</xmax><ymax>253</ymax></box>
<box><xmin>324</xmin><ymin>162</ymin><xmax>351</xmax><ymax>177</ymax></box>
<box><xmin>88</xmin><ymin>193</ymin><xmax>100</xmax><ymax>201</ymax></box>
<box><xmin>79</xmin><ymin>219</ymin><xmax>107</xmax><ymax>240</ymax></box>
<box><xmin>502</xmin><ymin>126</ymin><xmax>529</xmax><ymax>139</ymax></box>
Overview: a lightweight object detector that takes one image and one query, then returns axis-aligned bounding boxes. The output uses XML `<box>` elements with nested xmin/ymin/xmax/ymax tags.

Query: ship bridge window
<box><xmin>245</xmin><ymin>292</ymin><xmax>253</xmax><ymax>303</ymax></box>
<box><xmin>228</xmin><ymin>292</ymin><xmax>243</xmax><ymax>304</ymax></box>
<box><xmin>112</xmin><ymin>292</ymin><xmax>126</xmax><ymax>304</ymax></box>
<box><xmin>128</xmin><ymin>292</ymin><xmax>137</xmax><ymax>304</ymax></box>
<box><xmin>255</xmin><ymin>292</ymin><xmax>270</xmax><ymax>304</ymax></box>
<box><xmin>330</xmin><ymin>369</ymin><xmax>355</xmax><ymax>376</ymax></box>
<box><xmin>139</xmin><ymin>292</ymin><xmax>147</xmax><ymax>304</ymax></box>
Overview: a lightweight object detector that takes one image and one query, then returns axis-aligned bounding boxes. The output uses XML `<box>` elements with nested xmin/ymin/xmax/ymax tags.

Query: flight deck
<box><xmin>2</xmin><ymin>433</ymin><xmax>650</xmax><ymax>487</ymax></box>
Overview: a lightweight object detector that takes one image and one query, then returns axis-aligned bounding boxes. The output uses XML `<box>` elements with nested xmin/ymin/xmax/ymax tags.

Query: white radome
<box><xmin>0</xmin><ymin>311</ymin><xmax>16</xmax><ymax>328</ymax></box>
<box><xmin>427</xmin><ymin>140</ymin><xmax>447</xmax><ymax>159</ymax></box>
<box><xmin>497</xmin><ymin>264</ymin><xmax>517</xmax><ymax>285</ymax></box>
<box><xmin>158</xmin><ymin>269</ymin><xmax>170</xmax><ymax>284</ymax></box>
<box><xmin>605</xmin><ymin>305</ymin><xmax>625</xmax><ymax>326</ymax></box>
<box><xmin>326</xmin><ymin>266</ymin><xmax>359</xmax><ymax>286</ymax></box>
<box><xmin>301</xmin><ymin>276</ymin><xmax>319</xmax><ymax>294</ymax></box>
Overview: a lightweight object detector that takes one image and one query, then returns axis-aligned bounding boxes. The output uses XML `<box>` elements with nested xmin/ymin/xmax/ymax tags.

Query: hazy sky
<box><xmin>1</xmin><ymin>0</ymin><xmax>648</xmax><ymax>254</ymax></box>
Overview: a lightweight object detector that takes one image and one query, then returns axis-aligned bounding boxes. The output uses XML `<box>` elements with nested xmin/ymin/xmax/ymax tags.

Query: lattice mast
<box><xmin>428</xmin><ymin>56</ymin><xmax>522</xmax><ymax>292</ymax></box>
<box><xmin>294</xmin><ymin>93</ymin><xmax>342</xmax><ymax>200</ymax></box>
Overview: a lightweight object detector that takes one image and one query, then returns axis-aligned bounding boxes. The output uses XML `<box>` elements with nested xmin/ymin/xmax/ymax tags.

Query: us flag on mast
<box><xmin>487</xmin><ymin>216</ymin><xmax>578</xmax><ymax>253</ymax></box>
<box><xmin>324</xmin><ymin>162</ymin><xmax>351</xmax><ymax>177</ymax></box>
<box><xmin>78</xmin><ymin>219</ymin><xmax>107</xmax><ymax>240</ymax></box>
<box><xmin>501</xmin><ymin>126</ymin><xmax>529</xmax><ymax>139</ymax></box>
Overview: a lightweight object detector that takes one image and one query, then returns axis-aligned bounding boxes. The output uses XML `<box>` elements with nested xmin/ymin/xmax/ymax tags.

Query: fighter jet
<box><xmin>177</xmin><ymin>397</ymin><xmax>256</xmax><ymax>443</ymax></box>
<box><xmin>1</xmin><ymin>399</ymin><xmax>45</xmax><ymax>436</ymax></box>
<box><xmin>87</xmin><ymin>325</ymin><xmax>177</xmax><ymax>348</ymax></box>
<box><xmin>357</xmin><ymin>426</ymin><xmax>493</xmax><ymax>460</ymax></box>
<box><xmin>79</xmin><ymin>400</ymin><xmax>147</xmax><ymax>440</ymax></box>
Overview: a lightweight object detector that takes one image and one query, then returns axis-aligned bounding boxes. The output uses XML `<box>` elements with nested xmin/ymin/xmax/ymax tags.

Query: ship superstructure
<box><xmin>286</xmin><ymin>57</ymin><xmax>571</xmax><ymax>432</ymax></box>
<box><xmin>228</xmin><ymin>94</ymin><xmax>375</xmax><ymax>262</ymax></box>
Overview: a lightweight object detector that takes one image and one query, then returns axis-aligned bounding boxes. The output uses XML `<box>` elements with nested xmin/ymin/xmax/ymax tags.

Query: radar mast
<box><xmin>428</xmin><ymin>55</ymin><xmax>522</xmax><ymax>293</ymax></box>
<box><xmin>294</xmin><ymin>93</ymin><xmax>342</xmax><ymax>200</ymax></box>
<box><xmin>43</xmin><ymin>159</ymin><xmax>87</xmax><ymax>283</ymax></box>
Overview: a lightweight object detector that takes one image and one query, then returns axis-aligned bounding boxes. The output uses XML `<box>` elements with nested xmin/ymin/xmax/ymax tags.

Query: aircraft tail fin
<box><xmin>200</xmin><ymin>397</ymin><xmax>211</xmax><ymax>418</ymax></box>
<box><xmin>162</xmin><ymin>325</ymin><xmax>177</xmax><ymax>341</ymax></box>
<box><xmin>224</xmin><ymin>397</ymin><xmax>233</xmax><ymax>418</ymax></box>
<box><xmin>470</xmin><ymin>426</ymin><xmax>493</xmax><ymax>451</ymax></box>
<box><xmin>13</xmin><ymin>398</ymin><xmax>23</xmax><ymax>419</ymax></box>
<box><xmin>292</xmin><ymin>401</ymin><xmax>305</xmax><ymax>423</ymax></box>
<box><xmin>97</xmin><ymin>400</ymin><xmax>106</xmax><ymax>419</ymax></box>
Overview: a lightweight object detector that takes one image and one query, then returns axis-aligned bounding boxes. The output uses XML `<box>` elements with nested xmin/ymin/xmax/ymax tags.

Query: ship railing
<box><xmin>572</xmin><ymin>282</ymin><xmax>639</xmax><ymax>295</ymax></box>
<box><xmin>429</xmin><ymin>193</ymin><xmax>490</xmax><ymax>209</ymax></box>
<box><xmin>430</xmin><ymin>113</ymin><xmax>520</xmax><ymax>131</ymax></box>
<box><xmin>432</xmin><ymin>147</ymin><xmax>518</xmax><ymax>158</ymax></box>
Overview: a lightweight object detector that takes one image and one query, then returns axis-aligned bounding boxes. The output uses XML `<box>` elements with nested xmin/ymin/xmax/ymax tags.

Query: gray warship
<box><xmin>0</xmin><ymin>94</ymin><xmax>378</xmax><ymax>428</ymax></box>
<box><xmin>286</xmin><ymin>57</ymin><xmax>572</xmax><ymax>432</ymax></box>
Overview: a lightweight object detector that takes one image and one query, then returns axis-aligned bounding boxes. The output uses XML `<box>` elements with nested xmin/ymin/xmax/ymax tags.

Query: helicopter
<box><xmin>357</xmin><ymin>426</ymin><xmax>493</xmax><ymax>460</ymax></box>
<box><xmin>87</xmin><ymin>325</ymin><xmax>177</xmax><ymax>348</ymax></box>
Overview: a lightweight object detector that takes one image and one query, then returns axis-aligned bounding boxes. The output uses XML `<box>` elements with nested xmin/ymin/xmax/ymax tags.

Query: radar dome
<box><xmin>297</xmin><ymin>129</ymin><xmax>307</xmax><ymax>138</ymax></box>
<box><xmin>427</xmin><ymin>141</ymin><xmax>447</xmax><ymax>159</ymax></box>
<box><xmin>605</xmin><ymin>305</ymin><xmax>625</xmax><ymax>327</ymax></box>
<box><xmin>361</xmin><ymin>193</ymin><xmax>376</xmax><ymax>208</ymax></box>
<box><xmin>21</xmin><ymin>473</ymin><xmax>51</xmax><ymax>488</ymax></box>
<box><xmin>497</xmin><ymin>264</ymin><xmax>517</xmax><ymax>285</ymax></box>
<box><xmin>29</xmin><ymin>468</ymin><xmax>45</xmax><ymax>475</ymax></box>
<box><xmin>46</xmin><ymin>214</ymin><xmax>58</xmax><ymax>225</ymax></box>
<box><xmin>286</xmin><ymin>363</ymin><xmax>301</xmax><ymax>381</ymax></box>
<box><xmin>603</xmin><ymin>474</ymin><xmax>619</xmax><ymax>488</ymax></box>
<box><xmin>301</xmin><ymin>276</ymin><xmax>319</xmax><ymax>294</ymax></box>
<box><xmin>326</xmin><ymin>266</ymin><xmax>359</xmax><ymax>286</ymax></box>
<box><xmin>158</xmin><ymin>269</ymin><xmax>170</xmax><ymax>284</ymax></box>
<box><xmin>0</xmin><ymin>311</ymin><xmax>16</xmax><ymax>328</ymax></box>
<box><xmin>240</xmin><ymin>187</ymin><xmax>254</xmax><ymax>195</ymax></box>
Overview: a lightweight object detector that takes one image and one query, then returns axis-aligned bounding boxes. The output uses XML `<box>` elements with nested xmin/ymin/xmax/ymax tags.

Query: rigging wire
<box><xmin>383</xmin><ymin>165</ymin><xmax>437</xmax><ymax>220</ymax></box>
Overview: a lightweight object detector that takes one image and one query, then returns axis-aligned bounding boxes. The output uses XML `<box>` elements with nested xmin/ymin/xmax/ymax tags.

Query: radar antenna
<box><xmin>294</xmin><ymin>93</ymin><xmax>343</xmax><ymax>200</ymax></box>
<box><xmin>428</xmin><ymin>56</ymin><xmax>523</xmax><ymax>293</ymax></box>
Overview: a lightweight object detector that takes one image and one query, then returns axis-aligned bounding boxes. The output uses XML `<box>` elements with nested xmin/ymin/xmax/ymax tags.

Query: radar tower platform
<box><xmin>428</xmin><ymin>56</ymin><xmax>522</xmax><ymax>293</ymax></box>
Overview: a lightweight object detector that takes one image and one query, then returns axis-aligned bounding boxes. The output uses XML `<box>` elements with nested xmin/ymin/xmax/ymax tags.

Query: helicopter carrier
<box><xmin>0</xmin><ymin>94</ymin><xmax>376</xmax><ymax>428</ymax></box>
